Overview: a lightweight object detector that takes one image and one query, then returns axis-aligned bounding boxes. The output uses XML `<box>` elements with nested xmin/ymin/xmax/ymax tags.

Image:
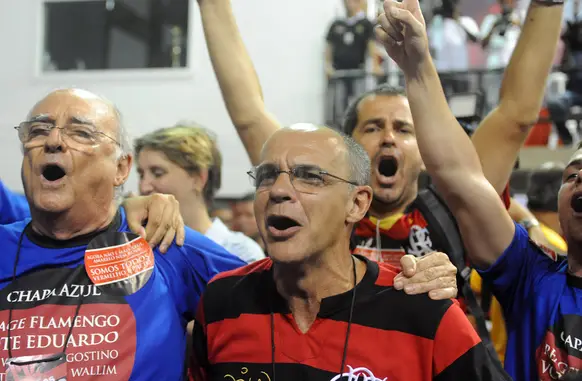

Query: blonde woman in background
<box><xmin>135</xmin><ymin>123</ymin><xmax>265</xmax><ymax>264</ymax></box>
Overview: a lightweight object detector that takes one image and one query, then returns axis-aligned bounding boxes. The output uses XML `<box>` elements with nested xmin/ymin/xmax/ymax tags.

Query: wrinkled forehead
<box><xmin>566</xmin><ymin>149</ymin><xmax>582</xmax><ymax>171</ymax></box>
<box><xmin>261</xmin><ymin>129</ymin><xmax>347</xmax><ymax>171</ymax></box>
<box><xmin>28</xmin><ymin>90</ymin><xmax>116</xmax><ymax>131</ymax></box>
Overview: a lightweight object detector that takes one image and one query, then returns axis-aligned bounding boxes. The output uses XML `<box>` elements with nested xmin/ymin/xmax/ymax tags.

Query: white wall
<box><xmin>0</xmin><ymin>0</ymin><xmax>343</xmax><ymax>197</ymax></box>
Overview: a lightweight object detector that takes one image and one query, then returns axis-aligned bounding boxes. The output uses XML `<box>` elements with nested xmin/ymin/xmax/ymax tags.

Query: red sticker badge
<box><xmin>85</xmin><ymin>232</ymin><xmax>154</xmax><ymax>296</ymax></box>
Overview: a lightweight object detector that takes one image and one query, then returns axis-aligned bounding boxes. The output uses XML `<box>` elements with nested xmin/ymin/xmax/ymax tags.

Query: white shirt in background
<box><xmin>205</xmin><ymin>218</ymin><xmax>265</xmax><ymax>264</ymax></box>
<box><xmin>480</xmin><ymin>12</ymin><xmax>521</xmax><ymax>69</ymax></box>
<box><xmin>428</xmin><ymin>15</ymin><xmax>480</xmax><ymax>72</ymax></box>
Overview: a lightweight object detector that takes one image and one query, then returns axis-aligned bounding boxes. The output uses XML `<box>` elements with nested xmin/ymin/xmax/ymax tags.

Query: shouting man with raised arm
<box><xmin>376</xmin><ymin>0</ymin><xmax>572</xmax><ymax>380</ymax></box>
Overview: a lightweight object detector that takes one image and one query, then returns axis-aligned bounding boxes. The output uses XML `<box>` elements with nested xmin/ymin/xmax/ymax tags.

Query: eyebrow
<box><xmin>26</xmin><ymin>114</ymin><xmax>96</xmax><ymax>126</ymax></box>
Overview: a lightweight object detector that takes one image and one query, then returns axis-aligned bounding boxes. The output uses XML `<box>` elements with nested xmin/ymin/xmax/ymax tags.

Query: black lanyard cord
<box><xmin>270</xmin><ymin>255</ymin><xmax>358</xmax><ymax>380</ymax></box>
<box><xmin>7</xmin><ymin>225</ymin><xmax>84</xmax><ymax>359</ymax></box>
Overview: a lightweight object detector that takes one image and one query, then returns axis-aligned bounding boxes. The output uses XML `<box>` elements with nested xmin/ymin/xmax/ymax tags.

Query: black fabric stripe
<box><xmin>204</xmin><ymin>268</ymin><xmax>451</xmax><ymax>340</ymax></box>
<box><xmin>25</xmin><ymin>210</ymin><xmax>122</xmax><ymax>248</ymax></box>
<box><xmin>433</xmin><ymin>343</ymin><xmax>513</xmax><ymax>381</ymax></box>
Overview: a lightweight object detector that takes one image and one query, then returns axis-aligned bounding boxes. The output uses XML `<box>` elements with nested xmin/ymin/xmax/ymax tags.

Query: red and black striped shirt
<box><xmin>191</xmin><ymin>256</ymin><xmax>510</xmax><ymax>381</ymax></box>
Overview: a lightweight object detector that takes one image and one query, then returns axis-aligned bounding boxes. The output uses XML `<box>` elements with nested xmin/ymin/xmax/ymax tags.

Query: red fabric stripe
<box><xmin>432</xmin><ymin>304</ymin><xmax>480</xmax><ymax>375</ymax></box>
<box><xmin>209</xmin><ymin>258</ymin><xmax>273</xmax><ymax>284</ymax></box>
<box><xmin>207</xmin><ymin>313</ymin><xmax>433</xmax><ymax>379</ymax></box>
<box><xmin>502</xmin><ymin>184</ymin><xmax>511</xmax><ymax>210</ymax></box>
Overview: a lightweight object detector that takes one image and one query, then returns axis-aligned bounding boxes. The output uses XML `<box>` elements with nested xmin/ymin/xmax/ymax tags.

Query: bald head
<box><xmin>28</xmin><ymin>88</ymin><xmax>130</xmax><ymax>157</ymax></box>
<box><xmin>262</xmin><ymin>124</ymin><xmax>370</xmax><ymax>186</ymax></box>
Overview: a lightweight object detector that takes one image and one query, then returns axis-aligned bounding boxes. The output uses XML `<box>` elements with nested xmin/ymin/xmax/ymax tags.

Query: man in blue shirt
<box><xmin>0</xmin><ymin>88</ymin><xmax>246</xmax><ymax>380</ymax></box>
<box><xmin>375</xmin><ymin>0</ymin><xmax>572</xmax><ymax>379</ymax></box>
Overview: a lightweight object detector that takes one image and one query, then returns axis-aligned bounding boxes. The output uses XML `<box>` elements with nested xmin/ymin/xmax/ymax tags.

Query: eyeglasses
<box><xmin>14</xmin><ymin>121</ymin><xmax>119</xmax><ymax>148</ymax></box>
<box><xmin>247</xmin><ymin>164</ymin><xmax>358</xmax><ymax>193</ymax></box>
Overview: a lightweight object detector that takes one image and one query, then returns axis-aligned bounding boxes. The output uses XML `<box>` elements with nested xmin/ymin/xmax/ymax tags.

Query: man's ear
<box><xmin>346</xmin><ymin>185</ymin><xmax>373</xmax><ymax>224</ymax></box>
<box><xmin>115</xmin><ymin>154</ymin><xmax>133</xmax><ymax>187</ymax></box>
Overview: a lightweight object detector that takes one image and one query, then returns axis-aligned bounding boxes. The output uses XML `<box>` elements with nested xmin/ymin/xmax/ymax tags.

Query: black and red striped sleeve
<box><xmin>190</xmin><ymin>295</ymin><xmax>209</xmax><ymax>381</ymax></box>
<box><xmin>433</xmin><ymin>303</ymin><xmax>511</xmax><ymax>380</ymax></box>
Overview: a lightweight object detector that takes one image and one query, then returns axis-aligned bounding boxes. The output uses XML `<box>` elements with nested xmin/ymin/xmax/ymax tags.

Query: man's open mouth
<box><xmin>42</xmin><ymin>164</ymin><xmax>66</xmax><ymax>182</ymax></box>
<box><xmin>266</xmin><ymin>215</ymin><xmax>301</xmax><ymax>232</ymax></box>
<box><xmin>377</xmin><ymin>156</ymin><xmax>398</xmax><ymax>178</ymax></box>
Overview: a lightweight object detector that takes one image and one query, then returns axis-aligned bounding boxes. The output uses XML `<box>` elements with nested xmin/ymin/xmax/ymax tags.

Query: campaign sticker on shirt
<box><xmin>84</xmin><ymin>232</ymin><xmax>154</xmax><ymax>296</ymax></box>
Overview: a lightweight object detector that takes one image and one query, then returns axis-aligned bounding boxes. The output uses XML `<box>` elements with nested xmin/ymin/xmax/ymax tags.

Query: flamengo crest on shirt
<box><xmin>329</xmin><ymin>366</ymin><xmax>386</xmax><ymax>381</ymax></box>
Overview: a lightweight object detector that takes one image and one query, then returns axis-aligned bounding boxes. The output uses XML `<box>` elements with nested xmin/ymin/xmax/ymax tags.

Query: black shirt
<box><xmin>326</xmin><ymin>17</ymin><xmax>374</xmax><ymax>70</ymax></box>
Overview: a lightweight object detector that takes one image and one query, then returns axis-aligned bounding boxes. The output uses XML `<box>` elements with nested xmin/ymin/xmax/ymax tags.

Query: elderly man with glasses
<box><xmin>190</xmin><ymin>124</ymin><xmax>510</xmax><ymax>381</ymax></box>
<box><xmin>0</xmin><ymin>88</ymin><xmax>245</xmax><ymax>380</ymax></box>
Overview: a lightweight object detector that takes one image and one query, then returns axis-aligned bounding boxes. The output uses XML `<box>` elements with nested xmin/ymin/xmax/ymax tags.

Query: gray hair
<box><xmin>338</xmin><ymin>131</ymin><xmax>370</xmax><ymax>186</ymax></box>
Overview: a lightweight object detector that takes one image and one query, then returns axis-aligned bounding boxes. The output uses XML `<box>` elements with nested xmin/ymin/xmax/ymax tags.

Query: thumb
<box><xmin>125</xmin><ymin>208</ymin><xmax>148</xmax><ymax>240</ymax></box>
<box><xmin>400</xmin><ymin>255</ymin><xmax>417</xmax><ymax>277</ymax></box>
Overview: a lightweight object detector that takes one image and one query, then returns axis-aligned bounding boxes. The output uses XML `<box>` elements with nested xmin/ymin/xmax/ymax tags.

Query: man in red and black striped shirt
<box><xmin>192</xmin><ymin>124</ymin><xmax>510</xmax><ymax>381</ymax></box>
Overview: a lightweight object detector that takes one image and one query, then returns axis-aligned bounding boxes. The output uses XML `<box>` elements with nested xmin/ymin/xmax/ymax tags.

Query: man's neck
<box><xmin>369</xmin><ymin>191</ymin><xmax>417</xmax><ymax>220</ymax></box>
<box><xmin>31</xmin><ymin>203</ymin><xmax>117</xmax><ymax>241</ymax></box>
<box><xmin>180</xmin><ymin>197</ymin><xmax>213</xmax><ymax>235</ymax></box>
<box><xmin>273</xmin><ymin>240</ymin><xmax>366</xmax><ymax>333</ymax></box>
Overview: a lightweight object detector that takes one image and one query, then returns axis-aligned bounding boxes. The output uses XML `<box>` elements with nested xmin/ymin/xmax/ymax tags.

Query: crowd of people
<box><xmin>0</xmin><ymin>0</ymin><xmax>579</xmax><ymax>379</ymax></box>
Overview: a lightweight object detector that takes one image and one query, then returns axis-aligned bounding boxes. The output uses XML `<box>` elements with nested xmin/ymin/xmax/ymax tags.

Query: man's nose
<box><xmin>381</xmin><ymin>128</ymin><xmax>396</xmax><ymax>147</ymax></box>
<box><xmin>44</xmin><ymin>128</ymin><xmax>66</xmax><ymax>153</ymax></box>
<box><xmin>268</xmin><ymin>172</ymin><xmax>295</xmax><ymax>204</ymax></box>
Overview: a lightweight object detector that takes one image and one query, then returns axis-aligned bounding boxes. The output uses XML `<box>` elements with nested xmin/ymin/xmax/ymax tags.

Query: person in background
<box><xmin>547</xmin><ymin>0</ymin><xmax>582</xmax><ymax>146</ymax></box>
<box><xmin>192</xmin><ymin>124</ymin><xmax>510</xmax><ymax>380</ymax></box>
<box><xmin>231</xmin><ymin>192</ymin><xmax>263</xmax><ymax>250</ymax></box>
<box><xmin>135</xmin><ymin>123</ymin><xmax>265</xmax><ymax>264</ymax></box>
<box><xmin>427</xmin><ymin>0</ymin><xmax>480</xmax><ymax>95</ymax></box>
<box><xmin>480</xmin><ymin>0</ymin><xmax>522</xmax><ymax>113</ymax></box>
<box><xmin>325</xmin><ymin>0</ymin><xmax>382</xmax><ymax>122</ymax></box>
<box><xmin>210</xmin><ymin>198</ymin><xmax>234</xmax><ymax>229</ymax></box>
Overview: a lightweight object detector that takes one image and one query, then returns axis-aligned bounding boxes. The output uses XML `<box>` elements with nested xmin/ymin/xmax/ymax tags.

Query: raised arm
<box><xmin>471</xmin><ymin>2</ymin><xmax>564</xmax><ymax>194</ymax></box>
<box><xmin>376</xmin><ymin>0</ymin><xmax>514</xmax><ymax>268</ymax></box>
<box><xmin>198</xmin><ymin>0</ymin><xmax>281</xmax><ymax>165</ymax></box>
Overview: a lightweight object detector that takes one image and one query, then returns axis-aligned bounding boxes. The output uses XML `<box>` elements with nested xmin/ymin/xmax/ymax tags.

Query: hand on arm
<box><xmin>122</xmin><ymin>193</ymin><xmax>185</xmax><ymax>253</ymax></box>
<box><xmin>376</xmin><ymin>0</ymin><xmax>514</xmax><ymax>268</ymax></box>
<box><xmin>471</xmin><ymin>1</ymin><xmax>564</xmax><ymax>194</ymax></box>
<box><xmin>198</xmin><ymin>0</ymin><xmax>281</xmax><ymax>165</ymax></box>
<box><xmin>394</xmin><ymin>252</ymin><xmax>458</xmax><ymax>300</ymax></box>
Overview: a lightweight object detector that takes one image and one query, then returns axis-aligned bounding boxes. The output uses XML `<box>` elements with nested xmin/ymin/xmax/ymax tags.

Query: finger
<box><xmin>375</xmin><ymin>25</ymin><xmax>392</xmax><ymax>47</ymax></box>
<box><xmin>429</xmin><ymin>287</ymin><xmax>458</xmax><ymax>300</ymax></box>
<box><xmin>378</xmin><ymin>13</ymin><xmax>404</xmax><ymax>42</ymax></box>
<box><xmin>400</xmin><ymin>255</ymin><xmax>417</xmax><ymax>277</ymax></box>
<box><xmin>124</xmin><ymin>199</ymin><xmax>148</xmax><ymax>240</ymax></box>
<box><xmin>175</xmin><ymin>214</ymin><xmax>186</xmax><ymax>246</ymax></box>
<box><xmin>147</xmin><ymin>205</ymin><xmax>174</xmax><ymax>249</ymax></box>
<box><xmin>159</xmin><ymin>227</ymin><xmax>176</xmax><ymax>254</ymax></box>
<box><xmin>415</xmin><ymin>252</ymin><xmax>457</xmax><ymax>274</ymax></box>
<box><xmin>400</xmin><ymin>264</ymin><xmax>458</xmax><ymax>287</ymax></box>
<box><xmin>144</xmin><ymin>200</ymin><xmax>169</xmax><ymax>246</ymax></box>
<box><xmin>403</xmin><ymin>275</ymin><xmax>457</xmax><ymax>295</ymax></box>
<box><xmin>388</xmin><ymin>4</ymin><xmax>424</xmax><ymax>34</ymax></box>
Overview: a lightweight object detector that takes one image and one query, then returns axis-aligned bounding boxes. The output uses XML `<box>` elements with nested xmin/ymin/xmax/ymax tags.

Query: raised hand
<box><xmin>375</xmin><ymin>0</ymin><xmax>429</xmax><ymax>76</ymax></box>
